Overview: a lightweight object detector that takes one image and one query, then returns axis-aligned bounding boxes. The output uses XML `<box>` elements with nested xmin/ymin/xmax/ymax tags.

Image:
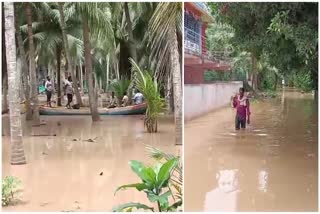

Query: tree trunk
<box><xmin>56</xmin><ymin>48</ymin><xmax>62</xmax><ymax>106</ymax></box>
<box><xmin>2</xmin><ymin>68</ymin><xmax>8</xmax><ymax>114</ymax></box>
<box><xmin>79</xmin><ymin>62</ymin><xmax>84</xmax><ymax>95</ymax></box>
<box><xmin>251</xmin><ymin>54</ymin><xmax>258</xmax><ymax>91</ymax></box>
<box><xmin>58</xmin><ymin>3</ymin><xmax>83</xmax><ymax>107</ymax></box>
<box><xmin>274</xmin><ymin>71</ymin><xmax>278</xmax><ymax>91</ymax></box>
<box><xmin>4</xmin><ymin>2</ymin><xmax>26</xmax><ymax>165</ymax></box>
<box><xmin>106</xmin><ymin>55</ymin><xmax>110</xmax><ymax>91</ymax></box>
<box><xmin>25</xmin><ymin>2</ymin><xmax>40</xmax><ymax>125</ymax></box>
<box><xmin>15</xmin><ymin>4</ymin><xmax>32</xmax><ymax>120</ymax></box>
<box><xmin>124</xmin><ymin>2</ymin><xmax>137</xmax><ymax>62</ymax></box>
<box><xmin>2</xmin><ymin>3</ymin><xmax>8</xmax><ymax>114</ymax></box>
<box><xmin>165</xmin><ymin>72</ymin><xmax>173</xmax><ymax>113</ymax></box>
<box><xmin>169</xmin><ymin>28</ymin><xmax>182</xmax><ymax>145</ymax></box>
<box><xmin>82</xmin><ymin>15</ymin><xmax>100</xmax><ymax>121</ymax></box>
<box><xmin>124</xmin><ymin>2</ymin><xmax>138</xmax><ymax>96</ymax></box>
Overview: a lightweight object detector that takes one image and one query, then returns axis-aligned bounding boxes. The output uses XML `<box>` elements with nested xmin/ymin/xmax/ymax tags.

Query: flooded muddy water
<box><xmin>2</xmin><ymin>115</ymin><xmax>180</xmax><ymax>211</ymax></box>
<box><xmin>185</xmin><ymin>89</ymin><xmax>318</xmax><ymax>212</ymax></box>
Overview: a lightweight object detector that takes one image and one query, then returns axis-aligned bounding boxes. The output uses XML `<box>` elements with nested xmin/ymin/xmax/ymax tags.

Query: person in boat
<box><xmin>132</xmin><ymin>89</ymin><xmax>144</xmax><ymax>105</ymax></box>
<box><xmin>122</xmin><ymin>92</ymin><xmax>129</xmax><ymax>107</ymax></box>
<box><xmin>108</xmin><ymin>91</ymin><xmax>117</xmax><ymax>108</ymax></box>
<box><xmin>45</xmin><ymin>76</ymin><xmax>53</xmax><ymax>107</ymax></box>
<box><xmin>64</xmin><ymin>76</ymin><xmax>73</xmax><ymax>109</ymax></box>
<box><xmin>231</xmin><ymin>87</ymin><xmax>251</xmax><ymax>130</ymax></box>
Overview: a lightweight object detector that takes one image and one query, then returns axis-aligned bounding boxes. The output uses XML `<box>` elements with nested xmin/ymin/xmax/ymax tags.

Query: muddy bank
<box><xmin>2</xmin><ymin>115</ymin><xmax>180</xmax><ymax>211</ymax></box>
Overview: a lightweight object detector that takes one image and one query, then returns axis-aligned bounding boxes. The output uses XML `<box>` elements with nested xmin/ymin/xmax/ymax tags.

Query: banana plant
<box><xmin>112</xmin><ymin>158</ymin><xmax>181</xmax><ymax>212</ymax></box>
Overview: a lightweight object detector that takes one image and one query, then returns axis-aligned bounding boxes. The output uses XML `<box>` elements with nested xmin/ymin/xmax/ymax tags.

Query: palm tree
<box><xmin>149</xmin><ymin>3</ymin><xmax>182</xmax><ymax>145</ymax></box>
<box><xmin>77</xmin><ymin>3</ymin><xmax>100</xmax><ymax>121</ymax></box>
<box><xmin>58</xmin><ymin>2</ymin><xmax>83</xmax><ymax>106</ymax></box>
<box><xmin>14</xmin><ymin>3</ymin><xmax>32</xmax><ymax>120</ymax></box>
<box><xmin>74</xmin><ymin>2</ymin><xmax>114</xmax><ymax>121</ymax></box>
<box><xmin>131</xmin><ymin>59</ymin><xmax>164</xmax><ymax>133</ymax></box>
<box><xmin>4</xmin><ymin>2</ymin><xmax>27</xmax><ymax>165</ymax></box>
<box><xmin>25</xmin><ymin>2</ymin><xmax>40</xmax><ymax>125</ymax></box>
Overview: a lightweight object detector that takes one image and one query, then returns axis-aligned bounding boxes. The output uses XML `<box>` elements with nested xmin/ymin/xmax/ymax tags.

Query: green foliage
<box><xmin>2</xmin><ymin>176</ymin><xmax>22</xmax><ymax>206</ymax></box>
<box><xmin>292</xmin><ymin>71</ymin><xmax>313</xmax><ymax>92</ymax></box>
<box><xmin>206</xmin><ymin>23</ymin><xmax>234</xmax><ymax>53</ymax></box>
<box><xmin>145</xmin><ymin>145</ymin><xmax>182</xmax><ymax>202</ymax></box>
<box><xmin>208</xmin><ymin>2</ymin><xmax>318</xmax><ymax>92</ymax></box>
<box><xmin>130</xmin><ymin>58</ymin><xmax>165</xmax><ymax>133</ymax></box>
<box><xmin>113</xmin><ymin>158</ymin><xmax>179</xmax><ymax>212</ymax></box>
<box><xmin>204</xmin><ymin>71</ymin><xmax>230</xmax><ymax>81</ymax></box>
<box><xmin>110</xmin><ymin>78</ymin><xmax>131</xmax><ymax>99</ymax></box>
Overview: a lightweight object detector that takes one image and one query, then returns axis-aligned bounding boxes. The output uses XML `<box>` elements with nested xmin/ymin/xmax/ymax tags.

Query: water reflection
<box><xmin>204</xmin><ymin>169</ymin><xmax>239</xmax><ymax>211</ymax></box>
<box><xmin>258</xmin><ymin>170</ymin><xmax>268</xmax><ymax>193</ymax></box>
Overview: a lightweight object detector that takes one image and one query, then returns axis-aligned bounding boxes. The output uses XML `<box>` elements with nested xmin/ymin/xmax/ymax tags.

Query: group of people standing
<box><xmin>45</xmin><ymin>76</ymin><xmax>144</xmax><ymax>109</ymax></box>
<box><xmin>45</xmin><ymin>76</ymin><xmax>76</xmax><ymax>109</ymax></box>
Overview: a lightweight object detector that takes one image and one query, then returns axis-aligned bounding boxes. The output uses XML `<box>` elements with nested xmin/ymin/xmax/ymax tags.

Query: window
<box><xmin>184</xmin><ymin>13</ymin><xmax>201</xmax><ymax>45</ymax></box>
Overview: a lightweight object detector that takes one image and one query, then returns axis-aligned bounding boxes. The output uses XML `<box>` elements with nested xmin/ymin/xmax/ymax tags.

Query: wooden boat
<box><xmin>39</xmin><ymin>103</ymin><xmax>147</xmax><ymax>116</ymax></box>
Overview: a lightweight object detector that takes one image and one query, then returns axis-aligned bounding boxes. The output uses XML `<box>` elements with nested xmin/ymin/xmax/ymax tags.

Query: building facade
<box><xmin>184</xmin><ymin>2</ymin><xmax>231</xmax><ymax>84</ymax></box>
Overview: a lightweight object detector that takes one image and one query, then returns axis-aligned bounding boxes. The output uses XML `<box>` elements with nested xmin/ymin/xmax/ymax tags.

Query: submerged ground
<box><xmin>185</xmin><ymin>89</ymin><xmax>318</xmax><ymax>212</ymax></box>
<box><xmin>2</xmin><ymin>113</ymin><xmax>180</xmax><ymax>211</ymax></box>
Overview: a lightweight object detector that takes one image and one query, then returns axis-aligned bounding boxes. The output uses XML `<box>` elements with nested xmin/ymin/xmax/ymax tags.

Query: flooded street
<box><xmin>2</xmin><ymin>115</ymin><xmax>180</xmax><ymax>211</ymax></box>
<box><xmin>185</xmin><ymin>89</ymin><xmax>318</xmax><ymax>212</ymax></box>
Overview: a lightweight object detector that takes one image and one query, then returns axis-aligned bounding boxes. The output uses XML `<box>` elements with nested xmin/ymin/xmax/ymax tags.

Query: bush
<box><xmin>293</xmin><ymin>72</ymin><xmax>313</xmax><ymax>92</ymax></box>
<box><xmin>2</xmin><ymin>176</ymin><xmax>22</xmax><ymax>206</ymax></box>
<box><xmin>204</xmin><ymin>70</ymin><xmax>231</xmax><ymax>81</ymax></box>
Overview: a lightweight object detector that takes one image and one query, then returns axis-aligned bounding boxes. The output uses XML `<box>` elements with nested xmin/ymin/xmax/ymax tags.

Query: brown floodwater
<box><xmin>185</xmin><ymin>89</ymin><xmax>318</xmax><ymax>212</ymax></box>
<box><xmin>2</xmin><ymin>114</ymin><xmax>180</xmax><ymax>211</ymax></box>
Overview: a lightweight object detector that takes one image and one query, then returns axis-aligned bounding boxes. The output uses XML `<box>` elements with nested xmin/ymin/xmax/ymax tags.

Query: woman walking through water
<box><xmin>231</xmin><ymin>87</ymin><xmax>251</xmax><ymax>130</ymax></box>
<box><xmin>45</xmin><ymin>76</ymin><xmax>53</xmax><ymax>107</ymax></box>
<box><xmin>64</xmin><ymin>76</ymin><xmax>73</xmax><ymax>109</ymax></box>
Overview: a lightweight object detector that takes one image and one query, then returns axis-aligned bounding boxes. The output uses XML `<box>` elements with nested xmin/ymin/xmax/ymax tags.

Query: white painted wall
<box><xmin>184</xmin><ymin>81</ymin><xmax>243</xmax><ymax>121</ymax></box>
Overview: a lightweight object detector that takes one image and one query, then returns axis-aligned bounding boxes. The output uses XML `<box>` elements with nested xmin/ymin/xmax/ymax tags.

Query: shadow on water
<box><xmin>185</xmin><ymin>89</ymin><xmax>318</xmax><ymax>212</ymax></box>
<box><xmin>2</xmin><ymin>115</ymin><xmax>180</xmax><ymax>211</ymax></box>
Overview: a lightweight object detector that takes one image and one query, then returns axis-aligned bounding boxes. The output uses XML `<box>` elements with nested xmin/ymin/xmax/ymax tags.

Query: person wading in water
<box><xmin>231</xmin><ymin>87</ymin><xmax>251</xmax><ymax>130</ymax></box>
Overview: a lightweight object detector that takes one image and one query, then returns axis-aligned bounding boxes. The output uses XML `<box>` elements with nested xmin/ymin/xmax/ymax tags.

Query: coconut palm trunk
<box><xmin>82</xmin><ymin>15</ymin><xmax>100</xmax><ymax>121</ymax></box>
<box><xmin>2</xmin><ymin>4</ymin><xmax>8</xmax><ymax>114</ymax></box>
<box><xmin>56</xmin><ymin>47</ymin><xmax>62</xmax><ymax>106</ymax></box>
<box><xmin>124</xmin><ymin>2</ymin><xmax>137</xmax><ymax>97</ymax></box>
<box><xmin>2</xmin><ymin>69</ymin><xmax>8</xmax><ymax>114</ymax></box>
<box><xmin>4</xmin><ymin>2</ymin><xmax>26</xmax><ymax>165</ymax></box>
<box><xmin>15</xmin><ymin>4</ymin><xmax>32</xmax><ymax>120</ymax></box>
<box><xmin>25</xmin><ymin>2</ymin><xmax>40</xmax><ymax>125</ymax></box>
<box><xmin>169</xmin><ymin>28</ymin><xmax>182</xmax><ymax>145</ymax></box>
<box><xmin>58</xmin><ymin>3</ymin><xmax>83</xmax><ymax>107</ymax></box>
<box><xmin>79</xmin><ymin>62</ymin><xmax>84</xmax><ymax>95</ymax></box>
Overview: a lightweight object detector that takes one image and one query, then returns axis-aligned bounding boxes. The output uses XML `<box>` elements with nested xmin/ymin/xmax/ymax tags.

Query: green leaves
<box><xmin>114</xmin><ymin>183</ymin><xmax>148</xmax><ymax>195</ymax></box>
<box><xmin>110</xmin><ymin>78</ymin><xmax>131</xmax><ymax>98</ymax></box>
<box><xmin>130</xmin><ymin>58</ymin><xmax>165</xmax><ymax>133</ymax></box>
<box><xmin>2</xmin><ymin>176</ymin><xmax>22</xmax><ymax>206</ymax></box>
<box><xmin>157</xmin><ymin>159</ymin><xmax>178</xmax><ymax>189</ymax></box>
<box><xmin>112</xmin><ymin>202</ymin><xmax>154</xmax><ymax>212</ymax></box>
<box><xmin>114</xmin><ymin>156</ymin><xmax>181</xmax><ymax>212</ymax></box>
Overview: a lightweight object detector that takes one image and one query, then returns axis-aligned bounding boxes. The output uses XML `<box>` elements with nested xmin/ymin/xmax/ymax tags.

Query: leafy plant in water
<box><xmin>145</xmin><ymin>145</ymin><xmax>182</xmax><ymax>204</ymax></box>
<box><xmin>2</xmin><ymin>176</ymin><xmax>22</xmax><ymax>206</ymax></box>
<box><xmin>130</xmin><ymin>58</ymin><xmax>165</xmax><ymax>133</ymax></box>
<box><xmin>112</xmin><ymin>147</ymin><xmax>182</xmax><ymax>212</ymax></box>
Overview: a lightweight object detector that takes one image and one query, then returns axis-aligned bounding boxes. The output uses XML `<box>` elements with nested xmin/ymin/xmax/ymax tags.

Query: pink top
<box><xmin>233</xmin><ymin>95</ymin><xmax>251</xmax><ymax>119</ymax></box>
